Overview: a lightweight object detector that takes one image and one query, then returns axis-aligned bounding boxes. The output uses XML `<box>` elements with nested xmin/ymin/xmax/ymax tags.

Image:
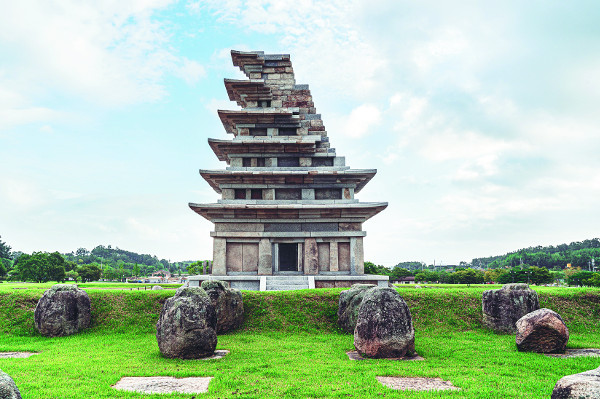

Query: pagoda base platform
<box><xmin>187</xmin><ymin>274</ymin><xmax>389</xmax><ymax>291</ymax></box>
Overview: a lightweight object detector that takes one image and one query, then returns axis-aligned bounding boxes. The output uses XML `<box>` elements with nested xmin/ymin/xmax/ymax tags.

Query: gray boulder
<box><xmin>152</xmin><ymin>285</ymin><xmax>164</xmax><ymax>290</ymax></box>
<box><xmin>552</xmin><ymin>366</ymin><xmax>600</xmax><ymax>399</ymax></box>
<box><xmin>354</xmin><ymin>287</ymin><xmax>415</xmax><ymax>358</ymax></box>
<box><xmin>337</xmin><ymin>284</ymin><xmax>376</xmax><ymax>333</ymax></box>
<box><xmin>0</xmin><ymin>370</ymin><xmax>21</xmax><ymax>399</ymax></box>
<box><xmin>516</xmin><ymin>308</ymin><xmax>569</xmax><ymax>353</ymax></box>
<box><xmin>482</xmin><ymin>283</ymin><xmax>539</xmax><ymax>333</ymax></box>
<box><xmin>156</xmin><ymin>287</ymin><xmax>217</xmax><ymax>359</ymax></box>
<box><xmin>34</xmin><ymin>284</ymin><xmax>91</xmax><ymax>337</ymax></box>
<box><xmin>201</xmin><ymin>280</ymin><xmax>243</xmax><ymax>333</ymax></box>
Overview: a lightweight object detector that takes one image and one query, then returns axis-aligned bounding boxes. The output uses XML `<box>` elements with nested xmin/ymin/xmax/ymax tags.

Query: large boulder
<box><xmin>156</xmin><ymin>287</ymin><xmax>217</xmax><ymax>359</ymax></box>
<box><xmin>337</xmin><ymin>284</ymin><xmax>376</xmax><ymax>333</ymax></box>
<box><xmin>482</xmin><ymin>283</ymin><xmax>539</xmax><ymax>333</ymax></box>
<box><xmin>0</xmin><ymin>370</ymin><xmax>21</xmax><ymax>399</ymax></box>
<box><xmin>152</xmin><ymin>285</ymin><xmax>164</xmax><ymax>290</ymax></box>
<box><xmin>516</xmin><ymin>308</ymin><xmax>569</xmax><ymax>353</ymax></box>
<box><xmin>201</xmin><ymin>280</ymin><xmax>243</xmax><ymax>333</ymax></box>
<box><xmin>354</xmin><ymin>287</ymin><xmax>415</xmax><ymax>358</ymax></box>
<box><xmin>552</xmin><ymin>366</ymin><xmax>600</xmax><ymax>399</ymax></box>
<box><xmin>34</xmin><ymin>284</ymin><xmax>91</xmax><ymax>337</ymax></box>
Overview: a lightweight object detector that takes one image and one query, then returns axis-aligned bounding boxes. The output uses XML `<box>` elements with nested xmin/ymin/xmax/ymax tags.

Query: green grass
<box><xmin>1</xmin><ymin>285</ymin><xmax>599</xmax><ymax>398</ymax></box>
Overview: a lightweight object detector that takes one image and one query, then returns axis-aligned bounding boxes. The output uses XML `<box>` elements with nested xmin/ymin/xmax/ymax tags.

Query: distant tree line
<box><xmin>0</xmin><ymin>236</ymin><xmax>204</xmax><ymax>283</ymax></box>
<box><xmin>472</xmin><ymin>238</ymin><xmax>600</xmax><ymax>269</ymax></box>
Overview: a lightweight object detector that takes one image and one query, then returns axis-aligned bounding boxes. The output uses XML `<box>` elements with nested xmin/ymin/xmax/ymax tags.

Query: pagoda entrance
<box><xmin>278</xmin><ymin>243</ymin><xmax>298</xmax><ymax>272</ymax></box>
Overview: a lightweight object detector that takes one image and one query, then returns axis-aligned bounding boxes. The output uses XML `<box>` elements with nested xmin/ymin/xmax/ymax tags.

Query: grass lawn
<box><xmin>1</xmin><ymin>285</ymin><xmax>599</xmax><ymax>398</ymax></box>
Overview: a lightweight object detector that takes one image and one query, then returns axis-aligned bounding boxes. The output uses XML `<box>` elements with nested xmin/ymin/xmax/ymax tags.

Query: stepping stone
<box><xmin>0</xmin><ymin>352</ymin><xmax>39</xmax><ymax>358</ymax></box>
<box><xmin>546</xmin><ymin>348</ymin><xmax>600</xmax><ymax>358</ymax></box>
<box><xmin>202</xmin><ymin>349</ymin><xmax>229</xmax><ymax>360</ymax></box>
<box><xmin>113</xmin><ymin>376</ymin><xmax>213</xmax><ymax>394</ymax></box>
<box><xmin>346</xmin><ymin>351</ymin><xmax>424</xmax><ymax>361</ymax></box>
<box><xmin>377</xmin><ymin>376</ymin><xmax>460</xmax><ymax>391</ymax></box>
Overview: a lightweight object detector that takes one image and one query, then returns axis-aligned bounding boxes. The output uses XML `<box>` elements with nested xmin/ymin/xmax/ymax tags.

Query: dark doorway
<box><xmin>278</xmin><ymin>243</ymin><xmax>298</xmax><ymax>272</ymax></box>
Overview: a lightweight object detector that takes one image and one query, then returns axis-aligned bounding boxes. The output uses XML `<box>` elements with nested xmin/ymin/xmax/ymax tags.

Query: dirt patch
<box><xmin>346</xmin><ymin>351</ymin><xmax>424</xmax><ymax>361</ymax></box>
<box><xmin>113</xmin><ymin>376</ymin><xmax>212</xmax><ymax>394</ymax></box>
<box><xmin>0</xmin><ymin>352</ymin><xmax>39</xmax><ymax>358</ymax></box>
<box><xmin>546</xmin><ymin>348</ymin><xmax>600</xmax><ymax>358</ymax></box>
<box><xmin>377</xmin><ymin>376</ymin><xmax>460</xmax><ymax>391</ymax></box>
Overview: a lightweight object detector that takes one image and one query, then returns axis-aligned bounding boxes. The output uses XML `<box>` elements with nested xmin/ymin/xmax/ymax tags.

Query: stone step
<box><xmin>267</xmin><ymin>277</ymin><xmax>308</xmax><ymax>284</ymax></box>
<box><xmin>265</xmin><ymin>279</ymin><xmax>307</xmax><ymax>285</ymax></box>
<box><xmin>266</xmin><ymin>284</ymin><xmax>309</xmax><ymax>291</ymax></box>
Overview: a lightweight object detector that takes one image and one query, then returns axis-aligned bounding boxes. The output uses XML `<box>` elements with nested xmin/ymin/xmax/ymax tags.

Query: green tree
<box><xmin>133</xmin><ymin>263</ymin><xmax>140</xmax><ymax>277</ymax></box>
<box><xmin>453</xmin><ymin>269</ymin><xmax>484</xmax><ymax>286</ymax></box>
<box><xmin>390</xmin><ymin>267</ymin><xmax>412</xmax><ymax>280</ymax></box>
<box><xmin>12</xmin><ymin>252</ymin><xmax>65</xmax><ymax>283</ymax></box>
<box><xmin>0</xmin><ymin>236</ymin><xmax>11</xmax><ymax>259</ymax></box>
<box><xmin>78</xmin><ymin>263</ymin><xmax>102</xmax><ymax>282</ymax></box>
<box><xmin>65</xmin><ymin>269</ymin><xmax>80</xmax><ymax>282</ymax></box>
<box><xmin>529</xmin><ymin>266</ymin><xmax>553</xmax><ymax>285</ymax></box>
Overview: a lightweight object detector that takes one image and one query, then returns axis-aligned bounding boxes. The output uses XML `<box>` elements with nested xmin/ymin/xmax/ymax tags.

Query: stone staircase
<box><xmin>264</xmin><ymin>275</ymin><xmax>310</xmax><ymax>291</ymax></box>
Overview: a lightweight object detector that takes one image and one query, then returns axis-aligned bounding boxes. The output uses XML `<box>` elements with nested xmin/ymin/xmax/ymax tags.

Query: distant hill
<box><xmin>62</xmin><ymin>245</ymin><xmax>198</xmax><ymax>276</ymax></box>
<box><xmin>471</xmin><ymin>238</ymin><xmax>600</xmax><ymax>270</ymax></box>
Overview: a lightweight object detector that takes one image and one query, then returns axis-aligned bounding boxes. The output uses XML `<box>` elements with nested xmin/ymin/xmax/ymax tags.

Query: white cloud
<box><xmin>175</xmin><ymin>58</ymin><xmax>207</xmax><ymax>84</ymax></box>
<box><xmin>341</xmin><ymin>104</ymin><xmax>382</xmax><ymax>138</ymax></box>
<box><xmin>0</xmin><ymin>0</ymin><xmax>207</xmax><ymax>115</ymax></box>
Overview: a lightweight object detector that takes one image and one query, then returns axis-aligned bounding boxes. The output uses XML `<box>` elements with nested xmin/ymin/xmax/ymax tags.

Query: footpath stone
<box><xmin>156</xmin><ymin>287</ymin><xmax>217</xmax><ymax>359</ymax></box>
<box><xmin>34</xmin><ymin>284</ymin><xmax>91</xmax><ymax>337</ymax></box>
<box><xmin>0</xmin><ymin>370</ymin><xmax>22</xmax><ymax>399</ymax></box>
<box><xmin>516</xmin><ymin>308</ymin><xmax>569</xmax><ymax>353</ymax></box>
<box><xmin>354</xmin><ymin>287</ymin><xmax>415</xmax><ymax>358</ymax></box>
<box><xmin>551</xmin><ymin>366</ymin><xmax>600</xmax><ymax>399</ymax></box>
<box><xmin>337</xmin><ymin>284</ymin><xmax>376</xmax><ymax>333</ymax></box>
<box><xmin>201</xmin><ymin>280</ymin><xmax>243</xmax><ymax>333</ymax></box>
<box><xmin>482</xmin><ymin>283</ymin><xmax>539</xmax><ymax>333</ymax></box>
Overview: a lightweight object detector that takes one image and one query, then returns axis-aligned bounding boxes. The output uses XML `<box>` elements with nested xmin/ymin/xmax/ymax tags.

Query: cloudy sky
<box><xmin>1</xmin><ymin>0</ymin><xmax>599</xmax><ymax>266</ymax></box>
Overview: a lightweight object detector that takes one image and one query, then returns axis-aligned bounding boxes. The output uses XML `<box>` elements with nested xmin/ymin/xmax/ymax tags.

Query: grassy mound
<box><xmin>2</xmin><ymin>285</ymin><xmax>600</xmax><ymax>336</ymax></box>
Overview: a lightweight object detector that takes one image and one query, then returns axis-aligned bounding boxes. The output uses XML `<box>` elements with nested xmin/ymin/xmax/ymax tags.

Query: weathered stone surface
<box><xmin>34</xmin><ymin>284</ymin><xmax>91</xmax><ymax>337</ymax></box>
<box><xmin>516</xmin><ymin>308</ymin><xmax>569</xmax><ymax>353</ymax></box>
<box><xmin>152</xmin><ymin>285</ymin><xmax>164</xmax><ymax>290</ymax></box>
<box><xmin>337</xmin><ymin>284</ymin><xmax>376</xmax><ymax>333</ymax></box>
<box><xmin>201</xmin><ymin>280</ymin><xmax>243</xmax><ymax>333</ymax></box>
<box><xmin>482</xmin><ymin>283</ymin><xmax>539</xmax><ymax>333</ymax></box>
<box><xmin>551</xmin><ymin>366</ymin><xmax>600</xmax><ymax>399</ymax></box>
<box><xmin>304</xmin><ymin>238</ymin><xmax>318</xmax><ymax>275</ymax></box>
<box><xmin>0</xmin><ymin>370</ymin><xmax>21</xmax><ymax>399</ymax></box>
<box><xmin>156</xmin><ymin>287</ymin><xmax>217</xmax><ymax>359</ymax></box>
<box><xmin>354</xmin><ymin>287</ymin><xmax>415</xmax><ymax>358</ymax></box>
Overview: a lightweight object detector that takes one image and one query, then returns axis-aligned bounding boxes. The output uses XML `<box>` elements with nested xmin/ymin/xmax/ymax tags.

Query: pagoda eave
<box><xmin>189</xmin><ymin>202</ymin><xmax>388</xmax><ymax>222</ymax></box>
<box><xmin>208</xmin><ymin>137</ymin><xmax>319</xmax><ymax>161</ymax></box>
<box><xmin>224</xmin><ymin>79</ymin><xmax>272</xmax><ymax>106</ymax></box>
<box><xmin>199</xmin><ymin>169</ymin><xmax>377</xmax><ymax>194</ymax></box>
<box><xmin>218</xmin><ymin>109</ymin><xmax>298</xmax><ymax>134</ymax></box>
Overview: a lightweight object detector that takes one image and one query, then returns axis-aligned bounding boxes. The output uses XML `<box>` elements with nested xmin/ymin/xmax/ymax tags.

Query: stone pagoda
<box><xmin>188</xmin><ymin>50</ymin><xmax>388</xmax><ymax>290</ymax></box>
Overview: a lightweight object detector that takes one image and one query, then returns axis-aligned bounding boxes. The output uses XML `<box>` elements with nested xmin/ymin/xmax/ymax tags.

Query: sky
<box><xmin>1</xmin><ymin>0</ymin><xmax>599</xmax><ymax>266</ymax></box>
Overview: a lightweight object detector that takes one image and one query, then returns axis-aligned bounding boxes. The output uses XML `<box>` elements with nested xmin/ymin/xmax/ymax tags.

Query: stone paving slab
<box><xmin>377</xmin><ymin>376</ymin><xmax>460</xmax><ymax>391</ymax></box>
<box><xmin>202</xmin><ymin>350</ymin><xmax>229</xmax><ymax>360</ymax></box>
<box><xmin>113</xmin><ymin>377</ymin><xmax>213</xmax><ymax>394</ymax></box>
<box><xmin>346</xmin><ymin>351</ymin><xmax>424</xmax><ymax>361</ymax></box>
<box><xmin>546</xmin><ymin>348</ymin><xmax>600</xmax><ymax>358</ymax></box>
<box><xmin>0</xmin><ymin>352</ymin><xmax>39</xmax><ymax>358</ymax></box>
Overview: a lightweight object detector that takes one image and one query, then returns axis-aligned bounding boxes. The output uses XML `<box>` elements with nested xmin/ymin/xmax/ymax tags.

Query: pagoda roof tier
<box><xmin>218</xmin><ymin>109</ymin><xmax>299</xmax><ymax>134</ymax></box>
<box><xmin>189</xmin><ymin>202</ymin><xmax>388</xmax><ymax>222</ymax></box>
<box><xmin>231</xmin><ymin>50</ymin><xmax>290</xmax><ymax>69</ymax></box>
<box><xmin>199</xmin><ymin>169</ymin><xmax>376</xmax><ymax>194</ymax></box>
<box><xmin>208</xmin><ymin>137</ymin><xmax>320</xmax><ymax>161</ymax></box>
<box><xmin>224</xmin><ymin>79</ymin><xmax>272</xmax><ymax>106</ymax></box>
